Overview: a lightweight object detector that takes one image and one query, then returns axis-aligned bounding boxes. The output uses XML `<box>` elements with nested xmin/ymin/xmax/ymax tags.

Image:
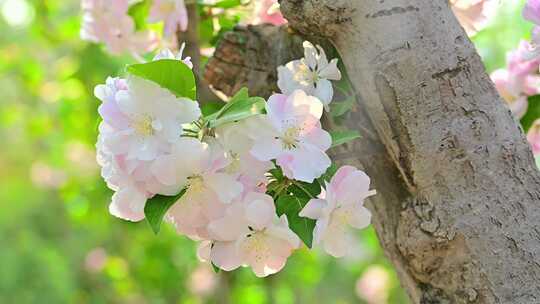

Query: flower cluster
<box><xmin>95</xmin><ymin>41</ymin><xmax>375</xmax><ymax>277</ymax></box>
<box><xmin>81</xmin><ymin>0</ymin><xmax>188</xmax><ymax>56</ymax></box>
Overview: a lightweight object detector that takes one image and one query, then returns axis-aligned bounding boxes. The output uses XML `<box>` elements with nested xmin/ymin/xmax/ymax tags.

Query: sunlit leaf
<box><xmin>206</xmin><ymin>88</ymin><xmax>265</xmax><ymax>128</ymax></box>
<box><xmin>128</xmin><ymin>0</ymin><xmax>151</xmax><ymax>31</ymax></box>
<box><xmin>127</xmin><ymin>59</ymin><xmax>196</xmax><ymax>100</ymax></box>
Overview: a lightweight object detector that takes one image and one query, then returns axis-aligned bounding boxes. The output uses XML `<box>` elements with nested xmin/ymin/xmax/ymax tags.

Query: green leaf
<box><xmin>201</xmin><ymin>101</ymin><xmax>225</xmax><ymax>117</ymax></box>
<box><xmin>275</xmin><ymin>194</ymin><xmax>316</xmax><ymax>248</ymax></box>
<box><xmin>200</xmin><ymin>0</ymin><xmax>243</xmax><ymax>8</ymax></box>
<box><xmin>128</xmin><ymin>0</ymin><xmax>150</xmax><ymax>31</ymax></box>
<box><xmin>127</xmin><ymin>59</ymin><xmax>197</xmax><ymax>100</ymax></box>
<box><xmin>521</xmin><ymin>95</ymin><xmax>540</xmax><ymax>132</ymax></box>
<box><xmin>318</xmin><ymin>163</ymin><xmax>338</xmax><ymax>184</ymax></box>
<box><xmin>330</xmin><ymin>130</ymin><xmax>361</xmax><ymax>148</ymax></box>
<box><xmin>330</xmin><ymin>96</ymin><xmax>355</xmax><ymax>117</ymax></box>
<box><xmin>211</xmin><ymin>262</ymin><xmax>221</xmax><ymax>273</ymax></box>
<box><xmin>206</xmin><ymin>88</ymin><xmax>266</xmax><ymax>128</ymax></box>
<box><xmin>290</xmin><ymin>181</ymin><xmax>321</xmax><ymax>200</ymax></box>
<box><xmin>144</xmin><ymin>188</ymin><xmax>186</xmax><ymax>235</ymax></box>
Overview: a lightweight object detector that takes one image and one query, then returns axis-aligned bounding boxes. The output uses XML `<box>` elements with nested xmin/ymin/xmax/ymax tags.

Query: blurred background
<box><xmin>0</xmin><ymin>0</ymin><xmax>531</xmax><ymax>303</ymax></box>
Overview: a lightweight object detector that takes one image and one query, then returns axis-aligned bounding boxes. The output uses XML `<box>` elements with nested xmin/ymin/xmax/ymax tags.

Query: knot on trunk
<box><xmin>279</xmin><ymin>0</ymin><xmax>356</xmax><ymax>38</ymax></box>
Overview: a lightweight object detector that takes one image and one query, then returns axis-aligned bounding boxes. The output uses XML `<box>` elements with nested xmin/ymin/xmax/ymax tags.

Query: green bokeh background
<box><xmin>0</xmin><ymin>0</ymin><xmax>530</xmax><ymax>303</ymax></box>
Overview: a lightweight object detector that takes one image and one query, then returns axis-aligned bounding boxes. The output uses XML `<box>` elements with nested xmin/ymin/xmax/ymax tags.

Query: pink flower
<box><xmin>215</xmin><ymin>115</ymin><xmax>274</xmax><ymax>196</ymax></box>
<box><xmin>97</xmin><ymin>129</ymin><xmax>177</xmax><ymax>221</ymax></box>
<box><xmin>523</xmin><ymin>1</ymin><xmax>540</xmax><ymax>61</ymax></box>
<box><xmin>490</xmin><ymin>69</ymin><xmax>530</xmax><ymax>118</ymax></box>
<box><xmin>490</xmin><ymin>41</ymin><xmax>540</xmax><ymax>119</ymax></box>
<box><xmin>527</xmin><ymin>120</ymin><xmax>540</xmax><ymax>156</ymax></box>
<box><xmin>251</xmin><ymin>90</ymin><xmax>332</xmax><ymax>183</ymax></box>
<box><xmin>81</xmin><ymin>0</ymin><xmax>158</xmax><ymax>55</ymax></box>
<box><xmin>148</xmin><ymin>0</ymin><xmax>189</xmax><ymax>36</ymax></box>
<box><xmin>151</xmin><ymin>139</ymin><xmax>243</xmax><ymax>239</ymax></box>
<box><xmin>450</xmin><ymin>0</ymin><xmax>496</xmax><ymax>36</ymax></box>
<box><xmin>252</xmin><ymin>0</ymin><xmax>287</xmax><ymax>26</ymax></box>
<box><xmin>199</xmin><ymin>192</ymin><xmax>300</xmax><ymax>276</ymax></box>
<box><xmin>524</xmin><ymin>0</ymin><xmax>540</xmax><ymax>25</ymax></box>
<box><xmin>98</xmin><ymin>76</ymin><xmax>201</xmax><ymax>161</ymax></box>
<box><xmin>300</xmin><ymin>166</ymin><xmax>376</xmax><ymax>257</ymax></box>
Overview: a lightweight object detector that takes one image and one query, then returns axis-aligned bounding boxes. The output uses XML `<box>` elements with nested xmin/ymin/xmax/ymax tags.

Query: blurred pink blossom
<box><xmin>252</xmin><ymin>0</ymin><xmax>287</xmax><ymax>26</ymax></box>
<box><xmin>84</xmin><ymin>247</ymin><xmax>108</xmax><ymax>273</ymax></box>
<box><xmin>528</xmin><ymin>120</ymin><xmax>540</xmax><ymax>156</ymax></box>
<box><xmin>450</xmin><ymin>0</ymin><xmax>496</xmax><ymax>36</ymax></box>
<box><xmin>80</xmin><ymin>0</ymin><xmax>158</xmax><ymax>55</ymax></box>
<box><xmin>148</xmin><ymin>0</ymin><xmax>189</xmax><ymax>37</ymax></box>
<box><xmin>490</xmin><ymin>41</ymin><xmax>540</xmax><ymax>119</ymax></box>
<box><xmin>355</xmin><ymin>266</ymin><xmax>391</xmax><ymax>304</ymax></box>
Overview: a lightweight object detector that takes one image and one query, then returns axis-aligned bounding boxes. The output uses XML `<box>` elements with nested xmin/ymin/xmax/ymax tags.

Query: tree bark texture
<box><xmin>204</xmin><ymin>1</ymin><xmax>540</xmax><ymax>303</ymax></box>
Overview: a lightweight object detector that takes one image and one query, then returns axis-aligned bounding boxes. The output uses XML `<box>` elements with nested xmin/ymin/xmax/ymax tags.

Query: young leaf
<box><xmin>144</xmin><ymin>188</ymin><xmax>186</xmax><ymax>235</ymax></box>
<box><xmin>127</xmin><ymin>59</ymin><xmax>197</xmax><ymax>100</ymax></box>
<box><xmin>330</xmin><ymin>130</ymin><xmax>361</xmax><ymax>148</ymax></box>
<box><xmin>211</xmin><ymin>262</ymin><xmax>221</xmax><ymax>273</ymax></box>
<box><xmin>201</xmin><ymin>101</ymin><xmax>225</xmax><ymax>116</ymax></box>
<box><xmin>207</xmin><ymin>88</ymin><xmax>266</xmax><ymax>128</ymax></box>
<box><xmin>128</xmin><ymin>0</ymin><xmax>150</xmax><ymax>30</ymax></box>
<box><xmin>318</xmin><ymin>163</ymin><xmax>338</xmax><ymax>184</ymax></box>
<box><xmin>290</xmin><ymin>181</ymin><xmax>321</xmax><ymax>199</ymax></box>
<box><xmin>275</xmin><ymin>194</ymin><xmax>316</xmax><ymax>248</ymax></box>
<box><xmin>330</xmin><ymin>96</ymin><xmax>355</xmax><ymax>117</ymax></box>
<box><xmin>521</xmin><ymin>95</ymin><xmax>540</xmax><ymax>132</ymax></box>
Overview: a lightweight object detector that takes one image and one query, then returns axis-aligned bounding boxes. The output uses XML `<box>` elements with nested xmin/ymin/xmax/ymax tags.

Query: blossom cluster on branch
<box><xmin>94</xmin><ymin>41</ymin><xmax>375</xmax><ymax>276</ymax></box>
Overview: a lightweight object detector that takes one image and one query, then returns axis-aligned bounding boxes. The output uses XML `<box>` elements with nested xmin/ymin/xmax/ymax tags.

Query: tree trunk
<box><xmin>205</xmin><ymin>1</ymin><xmax>540</xmax><ymax>302</ymax></box>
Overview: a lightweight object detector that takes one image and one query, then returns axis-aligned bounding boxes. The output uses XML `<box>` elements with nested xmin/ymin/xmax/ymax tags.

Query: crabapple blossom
<box><xmin>236</xmin><ymin>203</ymin><xmax>300</xmax><ymax>277</ymax></box>
<box><xmin>151</xmin><ymin>139</ymin><xmax>243</xmax><ymax>239</ymax></box>
<box><xmin>450</xmin><ymin>0</ymin><xmax>496</xmax><ymax>36</ymax></box>
<box><xmin>251</xmin><ymin>90</ymin><xmax>331</xmax><ymax>183</ymax></box>
<box><xmin>153</xmin><ymin>44</ymin><xmax>193</xmax><ymax>69</ymax></box>
<box><xmin>528</xmin><ymin>119</ymin><xmax>540</xmax><ymax>156</ymax></box>
<box><xmin>252</xmin><ymin>0</ymin><xmax>287</xmax><ymax>26</ymax></box>
<box><xmin>97</xmin><ymin>127</ymin><xmax>178</xmax><ymax>221</ymax></box>
<box><xmin>300</xmin><ymin>166</ymin><xmax>376</xmax><ymax>257</ymax></box>
<box><xmin>215</xmin><ymin>115</ymin><xmax>274</xmax><ymax>194</ymax></box>
<box><xmin>490</xmin><ymin>69</ymin><xmax>530</xmax><ymax>118</ymax></box>
<box><xmin>490</xmin><ymin>41</ymin><xmax>540</xmax><ymax>118</ymax></box>
<box><xmin>522</xmin><ymin>0</ymin><xmax>540</xmax><ymax>61</ymax></box>
<box><xmin>524</xmin><ymin>0</ymin><xmax>540</xmax><ymax>25</ymax></box>
<box><xmin>277</xmin><ymin>41</ymin><xmax>341</xmax><ymax>107</ymax></box>
<box><xmin>198</xmin><ymin>192</ymin><xmax>301</xmax><ymax>276</ymax></box>
<box><xmin>99</xmin><ymin>75</ymin><xmax>201</xmax><ymax>161</ymax></box>
<box><xmin>148</xmin><ymin>0</ymin><xmax>188</xmax><ymax>37</ymax></box>
<box><xmin>80</xmin><ymin>0</ymin><xmax>157</xmax><ymax>55</ymax></box>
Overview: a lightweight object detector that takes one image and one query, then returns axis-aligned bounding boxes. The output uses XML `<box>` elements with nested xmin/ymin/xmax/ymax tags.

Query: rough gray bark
<box><xmin>204</xmin><ymin>1</ymin><xmax>540</xmax><ymax>303</ymax></box>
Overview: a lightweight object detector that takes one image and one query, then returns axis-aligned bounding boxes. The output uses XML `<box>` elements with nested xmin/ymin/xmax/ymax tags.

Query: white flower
<box><xmin>251</xmin><ymin>90</ymin><xmax>331</xmax><ymax>183</ymax></box>
<box><xmin>97</xmin><ymin>126</ymin><xmax>178</xmax><ymax>222</ymax></box>
<box><xmin>205</xmin><ymin>192</ymin><xmax>300</xmax><ymax>277</ymax></box>
<box><xmin>277</xmin><ymin>41</ymin><xmax>341</xmax><ymax>107</ymax></box>
<box><xmin>236</xmin><ymin>194</ymin><xmax>300</xmax><ymax>277</ymax></box>
<box><xmin>150</xmin><ymin>138</ymin><xmax>243</xmax><ymax>239</ymax></box>
<box><xmin>215</xmin><ymin>115</ymin><xmax>274</xmax><ymax>194</ymax></box>
<box><xmin>153</xmin><ymin>43</ymin><xmax>194</xmax><ymax>69</ymax></box>
<box><xmin>100</xmin><ymin>75</ymin><xmax>201</xmax><ymax>161</ymax></box>
<box><xmin>300</xmin><ymin>166</ymin><xmax>376</xmax><ymax>257</ymax></box>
